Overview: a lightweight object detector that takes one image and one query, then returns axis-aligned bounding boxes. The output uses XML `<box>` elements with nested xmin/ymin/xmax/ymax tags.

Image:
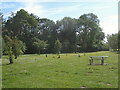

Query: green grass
<box><xmin>2</xmin><ymin>51</ymin><xmax>118</xmax><ymax>88</ymax></box>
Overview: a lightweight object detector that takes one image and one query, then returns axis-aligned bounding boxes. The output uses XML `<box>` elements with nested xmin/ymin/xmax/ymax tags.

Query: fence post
<box><xmin>101</xmin><ymin>57</ymin><xmax>104</xmax><ymax>65</ymax></box>
<box><xmin>90</xmin><ymin>57</ymin><xmax>92</xmax><ymax>65</ymax></box>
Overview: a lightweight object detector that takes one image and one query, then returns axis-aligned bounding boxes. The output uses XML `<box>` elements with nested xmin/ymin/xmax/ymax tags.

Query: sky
<box><xmin>0</xmin><ymin>0</ymin><xmax>119</xmax><ymax>38</ymax></box>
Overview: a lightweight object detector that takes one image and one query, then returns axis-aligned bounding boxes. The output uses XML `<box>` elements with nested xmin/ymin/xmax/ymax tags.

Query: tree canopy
<box><xmin>107</xmin><ymin>33</ymin><xmax>118</xmax><ymax>50</ymax></box>
<box><xmin>33</xmin><ymin>38</ymin><xmax>48</xmax><ymax>54</ymax></box>
<box><xmin>2</xmin><ymin>9</ymin><xmax>110</xmax><ymax>55</ymax></box>
<box><xmin>4</xmin><ymin>35</ymin><xmax>26</xmax><ymax>64</ymax></box>
<box><xmin>54</xmin><ymin>39</ymin><xmax>62</xmax><ymax>54</ymax></box>
<box><xmin>77</xmin><ymin>13</ymin><xmax>105</xmax><ymax>52</ymax></box>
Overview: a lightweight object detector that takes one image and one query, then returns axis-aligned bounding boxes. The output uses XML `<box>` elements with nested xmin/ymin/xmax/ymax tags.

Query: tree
<box><xmin>118</xmin><ymin>31</ymin><xmax>120</xmax><ymax>49</ymax></box>
<box><xmin>4</xmin><ymin>35</ymin><xmax>26</xmax><ymax>64</ymax></box>
<box><xmin>77</xmin><ymin>13</ymin><xmax>105</xmax><ymax>52</ymax></box>
<box><xmin>62</xmin><ymin>40</ymin><xmax>70</xmax><ymax>53</ymax></box>
<box><xmin>12</xmin><ymin>37</ymin><xmax>26</xmax><ymax>59</ymax></box>
<box><xmin>4</xmin><ymin>35</ymin><xmax>14</xmax><ymax>64</ymax></box>
<box><xmin>2</xmin><ymin>38</ymin><xmax>6</xmax><ymax>54</ymax></box>
<box><xmin>5</xmin><ymin>9</ymin><xmax>38</xmax><ymax>54</ymax></box>
<box><xmin>107</xmin><ymin>33</ymin><xmax>118</xmax><ymax>51</ymax></box>
<box><xmin>3</xmin><ymin>9</ymin><xmax>106</xmax><ymax>54</ymax></box>
<box><xmin>37</xmin><ymin>18</ymin><xmax>57</xmax><ymax>53</ymax></box>
<box><xmin>56</xmin><ymin>17</ymin><xmax>77</xmax><ymax>53</ymax></box>
<box><xmin>33</xmin><ymin>38</ymin><xmax>48</xmax><ymax>54</ymax></box>
<box><xmin>101</xmin><ymin>42</ymin><xmax>109</xmax><ymax>51</ymax></box>
<box><xmin>54</xmin><ymin>39</ymin><xmax>62</xmax><ymax>54</ymax></box>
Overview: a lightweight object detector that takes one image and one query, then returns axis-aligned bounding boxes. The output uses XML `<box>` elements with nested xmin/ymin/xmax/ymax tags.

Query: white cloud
<box><xmin>1</xmin><ymin>0</ymin><xmax>119</xmax><ymax>2</ymax></box>
<box><xmin>21</xmin><ymin>5</ymin><xmax>44</xmax><ymax>18</ymax></box>
<box><xmin>43</xmin><ymin>4</ymin><xmax>81</xmax><ymax>15</ymax></box>
<box><xmin>12</xmin><ymin>2</ymin><xmax>82</xmax><ymax>19</ymax></box>
<box><xmin>100</xmin><ymin>15</ymin><xmax>118</xmax><ymax>36</ymax></box>
<box><xmin>10</xmin><ymin>1</ymin><xmax>44</xmax><ymax>18</ymax></box>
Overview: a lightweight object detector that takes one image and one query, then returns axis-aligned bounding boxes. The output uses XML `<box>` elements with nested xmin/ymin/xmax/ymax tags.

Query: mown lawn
<box><xmin>2</xmin><ymin>51</ymin><xmax>118</xmax><ymax>88</ymax></box>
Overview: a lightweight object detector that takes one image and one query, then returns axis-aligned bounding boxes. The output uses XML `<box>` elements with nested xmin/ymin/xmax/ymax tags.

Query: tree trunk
<box><xmin>15</xmin><ymin>54</ymin><xmax>17</xmax><ymax>59</ymax></box>
<box><xmin>9</xmin><ymin>54</ymin><xmax>13</xmax><ymax>64</ymax></box>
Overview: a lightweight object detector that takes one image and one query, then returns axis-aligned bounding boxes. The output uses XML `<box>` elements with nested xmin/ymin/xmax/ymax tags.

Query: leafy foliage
<box><xmin>12</xmin><ymin>37</ymin><xmax>26</xmax><ymax>59</ymax></box>
<box><xmin>77</xmin><ymin>13</ymin><xmax>105</xmax><ymax>52</ymax></box>
<box><xmin>4</xmin><ymin>35</ymin><xmax>14</xmax><ymax>64</ymax></box>
<box><xmin>2</xmin><ymin>9</ymin><xmax>109</xmax><ymax>55</ymax></box>
<box><xmin>57</xmin><ymin>17</ymin><xmax>77</xmax><ymax>53</ymax></box>
<box><xmin>107</xmin><ymin>33</ymin><xmax>118</xmax><ymax>50</ymax></box>
<box><xmin>4</xmin><ymin>35</ymin><xmax>26</xmax><ymax>63</ymax></box>
<box><xmin>54</xmin><ymin>39</ymin><xmax>62</xmax><ymax>54</ymax></box>
<box><xmin>5</xmin><ymin>9</ymin><xmax>38</xmax><ymax>54</ymax></box>
<box><xmin>33</xmin><ymin>38</ymin><xmax>48</xmax><ymax>54</ymax></box>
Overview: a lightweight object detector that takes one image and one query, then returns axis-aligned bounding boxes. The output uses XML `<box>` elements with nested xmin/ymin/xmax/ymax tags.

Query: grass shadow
<box><xmin>88</xmin><ymin>63</ymin><xmax>109</xmax><ymax>65</ymax></box>
<box><xmin>2</xmin><ymin>63</ymin><xmax>11</xmax><ymax>66</ymax></box>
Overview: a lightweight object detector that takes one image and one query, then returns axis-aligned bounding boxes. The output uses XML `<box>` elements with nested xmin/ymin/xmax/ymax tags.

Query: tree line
<box><xmin>1</xmin><ymin>9</ymin><xmax>119</xmax><ymax>63</ymax></box>
<box><xmin>107</xmin><ymin>32</ymin><xmax>120</xmax><ymax>52</ymax></box>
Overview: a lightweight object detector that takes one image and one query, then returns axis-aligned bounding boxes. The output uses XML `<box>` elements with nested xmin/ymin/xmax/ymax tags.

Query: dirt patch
<box><xmin>80</xmin><ymin>86</ymin><xmax>87</xmax><ymax>88</ymax></box>
<box><xmin>106</xmin><ymin>83</ymin><xmax>111</xmax><ymax>85</ymax></box>
<box><xmin>19</xmin><ymin>70</ymin><xmax>31</xmax><ymax>75</ymax></box>
<box><xmin>108</xmin><ymin>64</ymin><xmax>114</xmax><ymax>65</ymax></box>
<box><xmin>88</xmin><ymin>72</ymin><xmax>93</xmax><ymax>73</ymax></box>
<box><xmin>104</xmin><ymin>63</ymin><xmax>109</xmax><ymax>65</ymax></box>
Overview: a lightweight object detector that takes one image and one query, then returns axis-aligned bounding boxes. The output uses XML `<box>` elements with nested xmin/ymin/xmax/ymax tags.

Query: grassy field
<box><xmin>2</xmin><ymin>51</ymin><xmax>118</xmax><ymax>88</ymax></box>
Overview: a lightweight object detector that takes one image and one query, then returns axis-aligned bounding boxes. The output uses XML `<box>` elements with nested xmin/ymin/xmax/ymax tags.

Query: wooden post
<box><xmin>90</xmin><ymin>57</ymin><xmax>92</xmax><ymax>65</ymax></box>
<box><xmin>90</xmin><ymin>59</ymin><xmax>91</xmax><ymax>65</ymax></box>
<box><xmin>92</xmin><ymin>58</ymin><xmax>93</xmax><ymax>64</ymax></box>
<box><xmin>101</xmin><ymin>57</ymin><xmax>104</xmax><ymax>65</ymax></box>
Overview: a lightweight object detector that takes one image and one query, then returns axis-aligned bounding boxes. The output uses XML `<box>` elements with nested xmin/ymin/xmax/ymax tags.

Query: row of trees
<box><xmin>107</xmin><ymin>32</ymin><xmax>120</xmax><ymax>51</ymax></box>
<box><xmin>2</xmin><ymin>9</ymin><xmax>119</xmax><ymax>63</ymax></box>
<box><xmin>2</xmin><ymin>9</ymin><xmax>108</xmax><ymax>53</ymax></box>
